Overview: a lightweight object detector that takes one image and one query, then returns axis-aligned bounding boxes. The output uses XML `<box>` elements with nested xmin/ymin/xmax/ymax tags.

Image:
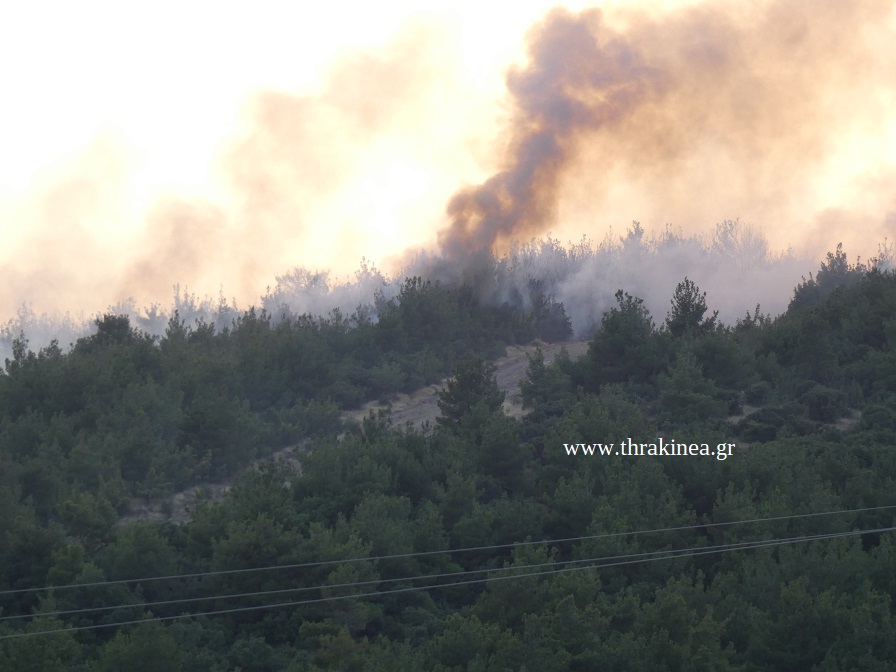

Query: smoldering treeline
<box><xmin>8</xmin><ymin>220</ymin><xmax>890</xmax><ymax>367</ymax></box>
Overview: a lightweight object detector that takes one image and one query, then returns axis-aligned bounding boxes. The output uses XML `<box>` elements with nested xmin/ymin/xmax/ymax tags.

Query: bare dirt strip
<box><xmin>118</xmin><ymin>340</ymin><xmax>590</xmax><ymax>525</ymax></box>
<box><xmin>343</xmin><ymin>340</ymin><xmax>590</xmax><ymax>430</ymax></box>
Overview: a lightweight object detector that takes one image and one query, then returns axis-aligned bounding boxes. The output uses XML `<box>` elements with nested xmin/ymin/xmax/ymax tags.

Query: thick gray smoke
<box><xmin>3</xmin><ymin>221</ymin><xmax>890</xmax><ymax>368</ymax></box>
<box><xmin>423</xmin><ymin>219</ymin><xmax>818</xmax><ymax>336</ymax></box>
<box><xmin>4</xmin><ymin>1</ymin><xmax>895</xmax><ymax>363</ymax></box>
<box><xmin>440</xmin><ymin>8</ymin><xmax>661</xmax><ymax>258</ymax></box>
<box><xmin>438</xmin><ymin>1</ymin><xmax>896</xmax><ymax>260</ymax></box>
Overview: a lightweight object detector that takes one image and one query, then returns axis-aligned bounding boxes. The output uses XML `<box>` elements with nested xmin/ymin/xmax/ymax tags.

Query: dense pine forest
<box><xmin>2</xmin><ymin>242</ymin><xmax>896</xmax><ymax>670</ymax></box>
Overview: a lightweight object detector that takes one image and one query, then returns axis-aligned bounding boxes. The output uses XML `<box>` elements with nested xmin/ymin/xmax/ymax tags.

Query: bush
<box><xmin>737</xmin><ymin>420</ymin><xmax>778</xmax><ymax>442</ymax></box>
<box><xmin>800</xmin><ymin>385</ymin><xmax>848</xmax><ymax>423</ymax></box>
<box><xmin>861</xmin><ymin>404</ymin><xmax>895</xmax><ymax>430</ymax></box>
<box><xmin>367</xmin><ymin>360</ymin><xmax>406</xmax><ymax>395</ymax></box>
<box><xmin>745</xmin><ymin>381</ymin><xmax>772</xmax><ymax>405</ymax></box>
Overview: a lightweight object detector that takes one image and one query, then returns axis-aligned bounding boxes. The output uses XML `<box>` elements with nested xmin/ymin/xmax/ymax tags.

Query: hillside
<box><xmin>118</xmin><ymin>340</ymin><xmax>590</xmax><ymax>527</ymax></box>
<box><xmin>345</xmin><ymin>340</ymin><xmax>591</xmax><ymax>429</ymax></box>
<box><xmin>2</xmin><ymin>253</ymin><xmax>896</xmax><ymax>670</ymax></box>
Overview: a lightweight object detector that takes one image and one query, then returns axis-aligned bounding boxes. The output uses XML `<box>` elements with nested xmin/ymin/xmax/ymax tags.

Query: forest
<box><xmin>1</xmin><ymin>242</ymin><xmax>896</xmax><ymax>670</ymax></box>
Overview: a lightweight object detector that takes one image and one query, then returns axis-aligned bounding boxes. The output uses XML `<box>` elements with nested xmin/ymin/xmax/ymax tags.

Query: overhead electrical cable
<box><xmin>0</xmin><ymin>523</ymin><xmax>887</xmax><ymax>624</ymax></box>
<box><xmin>1</xmin><ymin>502</ymin><xmax>891</xmax><ymax>598</ymax></box>
<box><xmin>1</xmin><ymin>523</ymin><xmax>892</xmax><ymax>641</ymax></box>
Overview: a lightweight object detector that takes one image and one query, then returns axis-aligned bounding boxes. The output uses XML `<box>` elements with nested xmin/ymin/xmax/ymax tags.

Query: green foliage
<box><xmin>96</xmin><ymin>621</ymin><xmax>184</xmax><ymax>672</ymax></box>
<box><xmin>665</xmin><ymin>277</ymin><xmax>719</xmax><ymax>338</ymax></box>
<box><xmin>520</xmin><ymin>347</ymin><xmax>574</xmax><ymax>412</ymax></box>
<box><xmin>59</xmin><ymin>490</ymin><xmax>118</xmax><ymax>545</ymax></box>
<box><xmin>688</xmin><ymin>331</ymin><xmax>754</xmax><ymax>391</ymax></box>
<box><xmin>800</xmin><ymin>383</ymin><xmax>848</xmax><ymax>423</ymax></box>
<box><xmin>657</xmin><ymin>351</ymin><xmax>730</xmax><ymax>425</ymax></box>
<box><xmin>524</xmin><ymin>280</ymin><xmax>574</xmax><ymax>342</ymax></box>
<box><xmin>0</xmin><ymin>618</ymin><xmax>83</xmax><ymax>672</ymax></box>
<box><xmin>436</xmin><ymin>354</ymin><xmax>506</xmax><ymax>435</ymax></box>
<box><xmin>0</xmin><ymin>278</ymin><xmax>553</xmax><ymax>537</ymax></box>
<box><xmin>586</xmin><ymin>289</ymin><xmax>663</xmax><ymax>391</ymax></box>
<box><xmin>789</xmin><ymin>243</ymin><xmax>868</xmax><ymax>312</ymax></box>
<box><xmin>2</xmin><ymin>247</ymin><xmax>896</xmax><ymax>669</ymax></box>
<box><xmin>744</xmin><ymin>381</ymin><xmax>772</xmax><ymax>405</ymax></box>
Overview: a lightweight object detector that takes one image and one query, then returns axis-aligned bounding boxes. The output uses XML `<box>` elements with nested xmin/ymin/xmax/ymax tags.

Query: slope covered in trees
<box><xmin>1</xmin><ymin>249</ymin><xmax>896</xmax><ymax>670</ymax></box>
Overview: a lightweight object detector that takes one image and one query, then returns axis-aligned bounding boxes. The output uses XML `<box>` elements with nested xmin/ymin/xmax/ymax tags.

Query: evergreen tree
<box><xmin>586</xmin><ymin>289</ymin><xmax>662</xmax><ymax>389</ymax></box>
<box><xmin>436</xmin><ymin>354</ymin><xmax>505</xmax><ymax>434</ymax></box>
<box><xmin>665</xmin><ymin>277</ymin><xmax>719</xmax><ymax>337</ymax></box>
<box><xmin>789</xmin><ymin>243</ymin><xmax>867</xmax><ymax>312</ymax></box>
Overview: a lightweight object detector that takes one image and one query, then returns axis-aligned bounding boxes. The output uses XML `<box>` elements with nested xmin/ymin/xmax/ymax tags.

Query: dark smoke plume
<box><xmin>440</xmin><ymin>8</ymin><xmax>660</xmax><ymax>258</ymax></box>
<box><xmin>439</xmin><ymin>1</ymin><xmax>896</xmax><ymax>260</ymax></box>
<box><xmin>4</xmin><ymin>1</ymin><xmax>894</xmax><ymax>362</ymax></box>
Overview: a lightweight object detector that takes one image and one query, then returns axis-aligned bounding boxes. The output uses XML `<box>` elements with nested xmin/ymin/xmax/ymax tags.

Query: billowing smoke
<box><xmin>439</xmin><ymin>8</ymin><xmax>661</xmax><ymax>258</ymax></box>
<box><xmin>438</xmin><ymin>1</ymin><xmax>896</xmax><ymax>260</ymax></box>
<box><xmin>2</xmin><ymin>221</ymin><xmax>889</xmax><ymax>368</ymax></box>
<box><xmin>0</xmin><ymin>18</ymin><xmax>460</xmax><ymax>323</ymax></box>
<box><xmin>3</xmin><ymin>1</ymin><xmax>895</xmax><ymax>363</ymax></box>
<box><xmin>426</xmin><ymin>220</ymin><xmax>815</xmax><ymax>337</ymax></box>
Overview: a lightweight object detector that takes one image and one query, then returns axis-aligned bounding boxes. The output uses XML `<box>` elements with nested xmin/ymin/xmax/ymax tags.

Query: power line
<box><xmin>0</xmin><ymin>530</ymin><xmax>793</xmax><ymax>622</ymax></box>
<box><xmin>1</xmin><ymin>522</ymin><xmax>884</xmax><ymax>624</ymax></box>
<box><xmin>1</xmin><ymin>524</ymin><xmax>891</xmax><ymax>641</ymax></box>
<box><xmin>1</xmin><ymin>502</ymin><xmax>891</xmax><ymax>598</ymax></box>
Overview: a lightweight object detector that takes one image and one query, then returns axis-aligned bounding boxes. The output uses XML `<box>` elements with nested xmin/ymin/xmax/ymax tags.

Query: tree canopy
<box><xmin>2</xmin><ymin>246</ymin><xmax>896</xmax><ymax>670</ymax></box>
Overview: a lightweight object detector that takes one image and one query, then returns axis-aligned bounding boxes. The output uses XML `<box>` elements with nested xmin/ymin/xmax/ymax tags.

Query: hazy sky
<box><xmin>1</xmin><ymin>0</ymin><xmax>894</xmax><ymax>319</ymax></box>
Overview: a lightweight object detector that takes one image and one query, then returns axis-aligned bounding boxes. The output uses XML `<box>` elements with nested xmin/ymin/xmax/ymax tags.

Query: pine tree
<box><xmin>665</xmin><ymin>277</ymin><xmax>718</xmax><ymax>337</ymax></box>
<box><xmin>436</xmin><ymin>354</ymin><xmax>505</xmax><ymax>433</ymax></box>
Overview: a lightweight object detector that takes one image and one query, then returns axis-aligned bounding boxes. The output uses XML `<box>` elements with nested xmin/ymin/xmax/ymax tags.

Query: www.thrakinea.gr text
<box><xmin>564</xmin><ymin>438</ymin><xmax>735</xmax><ymax>461</ymax></box>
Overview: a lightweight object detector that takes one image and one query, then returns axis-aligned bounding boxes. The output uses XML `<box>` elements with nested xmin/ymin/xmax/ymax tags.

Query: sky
<box><xmin>1</xmin><ymin>0</ymin><xmax>894</xmax><ymax>322</ymax></box>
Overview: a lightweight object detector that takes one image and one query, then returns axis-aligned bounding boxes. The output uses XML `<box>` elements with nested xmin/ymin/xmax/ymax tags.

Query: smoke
<box><xmin>260</xmin><ymin>259</ymin><xmax>399</xmax><ymax>321</ymax></box>
<box><xmin>213</xmin><ymin>17</ymin><xmax>472</xmax><ymax>286</ymax></box>
<box><xmin>416</xmin><ymin>220</ymin><xmax>812</xmax><ymax>337</ymax></box>
<box><xmin>3</xmin><ymin>0</ymin><xmax>895</xmax><ymax>362</ymax></box>
<box><xmin>0</xmin><ymin>222</ymin><xmax>881</xmax><ymax>369</ymax></box>
<box><xmin>0</xmin><ymin>18</ymin><xmax>462</xmax><ymax>323</ymax></box>
<box><xmin>439</xmin><ymin>8</ymin><xmax>662</xmax><ymax>258</ymax></box>
<box><xmin>0</xmin><ymin>134</ymin><xmax>135</xmax><ymax>320</ymax></box>
<box><xmin>438</xmin><ymin>0</ymin><xmax>896</xmax><ymax>261</ymax></box>
<box><xmin>548</xmin><ymin>222</ymin><xmax>806</xmax><ymax>336</ymax></box>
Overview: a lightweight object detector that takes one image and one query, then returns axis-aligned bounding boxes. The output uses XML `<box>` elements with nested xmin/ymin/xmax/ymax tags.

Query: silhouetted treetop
<box><xmin>665</xmin><ymin>277</ymin><xmax>718</xmax><ymax>338</ymax></box>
